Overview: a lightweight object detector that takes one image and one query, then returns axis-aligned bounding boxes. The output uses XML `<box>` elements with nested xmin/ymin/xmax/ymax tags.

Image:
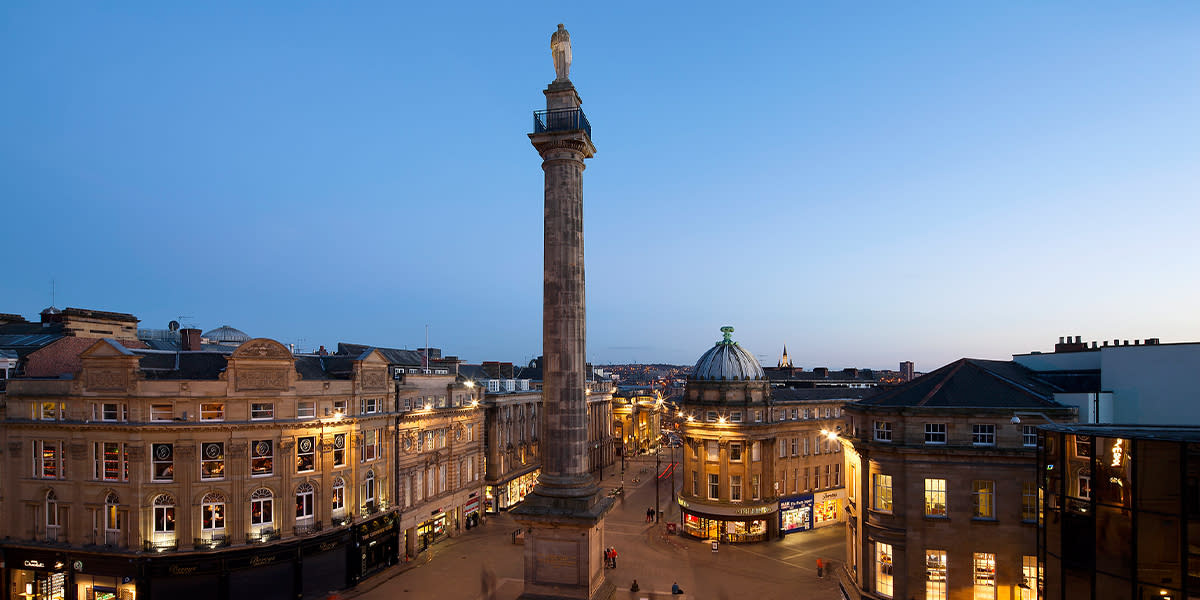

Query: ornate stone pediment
<box><xmin>232</xmin><ymin>339</ymin><xmax>292</xmax><ymax>360</ymax></box>
<box><xmin>236</xmin><ymin>369</ymin><xmax>287</xmax><ymax>391</ymax></box>
<box><xmin>86</xmin><ymin>368</ymin><xmax>128</xmax><ymax>392</ymax></box>
<box><xmin>361</xmin><ymin>370</ymin><xmax>387</xmax><ymax>391</ymax></box>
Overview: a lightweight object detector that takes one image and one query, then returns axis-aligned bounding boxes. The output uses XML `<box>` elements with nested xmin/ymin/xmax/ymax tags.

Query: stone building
<box><xmin>612</xmin><ymin>386</ymin><xmax>663</xmax><ymax>457</ymax></box>
<box><xmin>841</xmin><ymin>358</ymin><xmax>1077</xmax><ymax>600</ymax></box>
<box><xmin>335</xmin><ymin>342</ymin><xmax>487</xmax><ymax>559</ymax></box>
<box><xmin>677</xmin><ymin>327</ymin><xmax>866</xmax><ymax>543</ymax></box>
<box><xmin>0</xmin><ymin>336</ymin><xmax>401</xmax><ymax>600</ymax></box>
<box><xmin>478</xmin><ymin>379</ymin><xmax>614</xmax><ymax>513</ymax></box>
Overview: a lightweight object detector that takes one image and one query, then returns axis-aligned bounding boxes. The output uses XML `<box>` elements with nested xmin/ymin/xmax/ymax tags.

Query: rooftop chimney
<box><xmin>1075</xmin><ymin>335</ymin><xmax>1081</xmax><ymax>343</ymax></box>
<box><xmin>180</xmin><ymin>328</ymin><xmax>202</xmax><ymax>351</ymax></box>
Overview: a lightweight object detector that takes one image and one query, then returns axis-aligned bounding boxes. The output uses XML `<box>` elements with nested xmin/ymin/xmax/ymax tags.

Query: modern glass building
<box><xmin>1039</xmin><ymin>424</ymin><xmax>1200</xmax><ymax>600</ymax></box>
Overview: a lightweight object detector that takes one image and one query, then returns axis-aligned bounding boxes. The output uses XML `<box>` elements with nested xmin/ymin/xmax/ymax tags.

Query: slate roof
<box><xmin>855</xmin><ymin>358</ymin><xmax>1065</xmax><ymax>409</ymax></box>
<box><xmin>337</xmin><ymin>343</ymin><xmax>423</xmax><ymax>366</ymax></box>
<box><xmin>293</xmin><ymin>356</ymin><xmax>355</xmax><ymax>380</ymax></box>
<box><xmin>135</xmin><ymin>350</ymin><xmax>229</xmax><ymax>380</ymax></box>
<box><xmin>772</xmin><ymin>388</ymin><xmax>881</xmax><ymax>403</ymax></box>
<box><xmin>26</xmin><ymin>337</ymin><xmax>148</xmax><ymax>378</ymax></box>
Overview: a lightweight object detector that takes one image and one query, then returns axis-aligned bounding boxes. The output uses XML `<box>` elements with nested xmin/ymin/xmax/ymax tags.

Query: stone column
<box><xmin>510</xmin><ymin>24</ymin><xmax>614</xmax><ymax>600</ymax></box>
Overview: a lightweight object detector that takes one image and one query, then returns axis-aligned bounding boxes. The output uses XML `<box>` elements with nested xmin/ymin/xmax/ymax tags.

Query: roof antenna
<box><xmin>51</xmin><ymin>279</ymin><xmax>56</xmax><ymax>307</ymax></box>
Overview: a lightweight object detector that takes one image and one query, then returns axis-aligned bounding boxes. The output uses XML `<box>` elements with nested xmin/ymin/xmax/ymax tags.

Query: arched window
<box><xmin>103</xmin><ymin>492</ymin><xmax>121</xmax><ymax>544</ymax></box>
<box><xmin>250</xmin><ymin>488</ymin><xmax>273</xmax><ymax>528</ymax></box>
<box><xmin>331</xmin><ymin>477</ymin><xmax>346</xmax><ymax>517</ymax></box>
<box><xmin>152</xmin><ymin>494</ymin><xmax>175</xmax><ymax>533</ymax></box>
<box><xmin>201</xmin><ymin>491</ymin><xmax>226</xmax><ymax>533</ymax></box>
<box><xmin>295</xmin><ymin>482</ymin><xmax>315</xmax><ymax>526</ymax></box>
<box><xmin>45</xmin><ymin>490</ymin><xmax>60</xmax><ymax>537</ymax></box>
<box><xmin>364</xmin><ymin>470</ymin><xmax>376</xmax><ymax>506</ymax></box>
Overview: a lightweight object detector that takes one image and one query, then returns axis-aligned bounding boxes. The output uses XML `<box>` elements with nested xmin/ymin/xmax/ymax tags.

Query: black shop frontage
<box><xmin>2</xmin><ymin>524</ymin><xmax>370</xmax><ymax>600</ymax></box>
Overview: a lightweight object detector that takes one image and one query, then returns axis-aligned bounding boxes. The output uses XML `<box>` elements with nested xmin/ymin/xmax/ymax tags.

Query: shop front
<box><xmin>5</xmin><ymin>549</ymin><xmax>69</xmax><ymax>600</ymax></box>
<box><xmin>71</xmin><ymin>555</ymin><xmax>138</xmax><ymax>600</ymax></box>
<box><xmin>462</xmin><ymin>495</ymin><xmax>481</xmax><ymax>530</ymax></box>
<box><xmin>813</xmin><ymin>488</ymin><xmax>845</xmax><ymax>528</ymax></box>
<box><xmin>486</xmin><ymin>468</ymin><xmax>540</xmax><ymax>513</ymax></box>
<box><xmin>352</xmin><ymin>512</ymin><xmax>398</xmax><ymax>582</ymax></box>
<box><xmin>677</xmin><ymin>498</ymin><xmax>776</xmax><ymax>543</ymax></box>
<box><xmin>779</xmin><ymin>494</ymin><xmax>814</xmax><ymax>535</ymax></box>
<box><xmin>416</xmin><ymin>510</ymin><xmax>448</xmax><ymax>552</ymax></box>
<box><xmin>226</xmin><ymin>544</ymin><xmax>297</xmax><ymax>600</ymax></box>
<box><xmin>300</xmin><ymin>532</ymin><xmax>350</xmax><ymax>600</ymax></box>
<box><xmin>143</xmin><ymin>553</ymin><xmax>223</xmax><ymax>600</ymax></box>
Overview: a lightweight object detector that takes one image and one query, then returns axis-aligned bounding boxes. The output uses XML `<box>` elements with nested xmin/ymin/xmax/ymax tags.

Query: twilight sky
<box><xmin>2</xmin><ymin>3</ymin><xmax>1198</xmax><ymax>371</ymax></box>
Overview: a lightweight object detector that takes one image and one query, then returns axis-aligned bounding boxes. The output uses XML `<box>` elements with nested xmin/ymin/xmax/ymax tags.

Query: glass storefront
<box><xmin>813</xmin><ymin>489</ymin><xmax>845</xmax><ymax>528</ymax></box>
<box><xmin>416</xmin><ymin>514</ymin><xmax>446</xmax><ymax>551</ymax></box>
<box><xmin>74</xmin><ymin>575</ymin><xmax>135</xmax><ymax>600</ymax></box>
<box><xmin>682</xmin><ymin>512</ymin><xmax>768</xmax><ymax>543</ymax></box>
<box><xmin>11</xmin><ymin>570</ymin><xmax>66</xmax><ymax>600</ymax></box>
<box><xmin>780</xmin><ymin>495</ymin><xmax>813</xmax><ymax>534</ymax></box>
<box><xmin>488</xmin><ymin>469</ymin><xmax>540</xmax><ymax>512</ymax></box>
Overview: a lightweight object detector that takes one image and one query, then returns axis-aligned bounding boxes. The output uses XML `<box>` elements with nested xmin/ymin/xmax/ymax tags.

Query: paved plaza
<box><xmin>347</xmin><ymin>455</ymin><xmax>846</xmax><ymax>600</ymax></box>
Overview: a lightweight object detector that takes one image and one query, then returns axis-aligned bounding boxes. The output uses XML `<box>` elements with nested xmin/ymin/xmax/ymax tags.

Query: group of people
<box><xmin>603</xmin><ymin>546</ymin><xmax>618</xmax><ymax>568</ymax></box>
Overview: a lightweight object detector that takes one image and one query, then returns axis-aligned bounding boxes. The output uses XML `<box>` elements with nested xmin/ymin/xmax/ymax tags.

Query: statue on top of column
<box><xmin>551</xmin><ymin>23</ymin><xmax>572</xmax><ymax>82</ymax></box>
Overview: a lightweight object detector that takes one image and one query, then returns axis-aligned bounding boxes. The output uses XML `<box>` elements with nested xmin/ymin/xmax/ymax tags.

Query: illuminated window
<box><xmin>37</xmin><ymin>401</ymin><xmax>63</xmax><ymax>420</ymax></box>
<box><xmin>152</xmin><ymin>443</ymin><xmax>173</xmax><ymax>482</ymax></box>
<box><xmin>296</xmin><ymin>482</ymin><xmax>315</xmax><ymax>527</ymax></box>
<box><xmin>973</xmin><ymin>480</ymin><xmax>995</xmax><ymax>519</ymax></box>
<box><xmin>874</xmin><ymin>474</ymin><xmax>893</xmax><ymax>513</ymax></box>
<box><xmin>332</xmin><ymin>477</ymin><xmax>346</xmax><ymax>516</ymax></box>
<box><xmin>973</xmin><ymin>553</ymin><xmax>996</xmax><ymax>599</ymax></box>
<box><xmin>876</xmin><ymin>542</ymin><xmax>894</xmax><ymax>597</ymax></box>
<box><xmin>925</xmin><ymin>423</ymin><xmax>947</xmax><ymax>444</ymax></box>
<box><xmin>333</xmin><ymin>434</ymin><xmax>346</xmax><ymax>466</ymax></box>
<box><xmin>201</xmin><ymin>442</ymin><xmax>224</xmax><ymax>480</ymax></box>
<box><xmin>926</xmin><ymin>549</ymin><xmax>947</xmax><ymax>600</ymax></box>
<box><xmin>201</xmin><ymin>492</ymin><xmax>225</xmax><ymax>535</ymax></box>
<box><xmin>1020</xmin><ymin>555</ymin><xmax>1040</xmax><ymax>600</ymax></box>
<box><xmin>35</xmin><ymin>440</ymin><xmax>62</xmax><ymax>479</ymax></box>
<box><xmin>706</xmin><ymin>441</ymin><xmax>718</xmax><ymax>461</ymax></box>
<box><xmin>874</xmin><ymin>421</ymin><xmax>892</xmax><ymax>442</ymax></box>
<box><xmin>924</xmin><ymin>479</ymin><xmax>947</xmax><ymax>517</ymax></box>
<box><xmin>94</xmin><ymin>442</ymin><xmax>128</xmax><ymax>481</ymax></box>
<box><xmin>103</xmin><ymin>493</ymin><xmax>121</xmax><ymax>541</ymax></box>
<box><xmin>153</xmin><ymin>494</ymin><xmax>176</xmax><ymax>533</ymax></box>
<box><xmin>251</xmin><ymin>440</ymin><xmax>273</xmax><ymax>476</ymax></box>
<box><xmin>296</xmin><ymin>437</ymin><xmax>316</xmax><ymax>472</ymax></box>
<box><xmin>250</xmin><ymin>488</ymin><xmax>274</xmax><ymax>528</ymax></box>
<box><xmin>200</xmin><ymin>402</ymin><xmax>224</xmax><ymax>421</ymax></box>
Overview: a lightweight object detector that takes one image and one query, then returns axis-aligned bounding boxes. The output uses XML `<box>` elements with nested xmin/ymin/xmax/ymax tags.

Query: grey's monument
<box><xmin>510</xmin><ymin>24</ymin><xmax>615</xmax><ymax>600</ymax></box>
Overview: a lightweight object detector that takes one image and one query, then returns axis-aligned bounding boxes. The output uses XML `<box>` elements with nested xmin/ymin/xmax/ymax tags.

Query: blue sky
<box><xmin>2</xmin><ymin>3</ymin><xmax>1198</xmax><ymax>370</ymax></box>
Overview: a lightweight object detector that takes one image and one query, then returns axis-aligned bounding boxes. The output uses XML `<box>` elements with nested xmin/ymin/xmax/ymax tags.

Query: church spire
<box><xmin>778</xmin><ymin>345</ymin><xmax>792</xmax><ymax>368</ymax></box>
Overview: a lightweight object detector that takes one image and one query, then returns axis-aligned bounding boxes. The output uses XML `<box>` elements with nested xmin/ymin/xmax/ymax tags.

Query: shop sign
<box><xmin>24</xmin><ymin>559</ymin><xmax>46</xmax><ymax>569</ymax></box>
<box><xmin>780</xmin><ymin>494</ymin><xmax>814</xmax><ymax>533</ymax></box>
<box><xmin>358</xmin><ymin>514</ymin><xmax>397</xmax><ymax>542</ymax></box>
<box><xmin>463</xmin><ymin>498</ymin><xmax>480</xmax><ymax>514</ymax></box>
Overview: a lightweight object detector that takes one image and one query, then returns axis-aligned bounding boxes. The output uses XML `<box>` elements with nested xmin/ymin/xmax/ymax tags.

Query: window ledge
<box><xmin>971</xmin><ymin>517</ymin><xmax>998</xmax><ymax>523</ymax></box>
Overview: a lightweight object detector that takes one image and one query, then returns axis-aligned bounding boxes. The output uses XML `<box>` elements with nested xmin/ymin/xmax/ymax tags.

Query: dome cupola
<box><xmin>692</xmin><ymin>326</ymin><xmax>765</xmax><ymax>381</ymax></box>
<box><xmin>202</xmin><ymin>325</ymin><xmax>251</xmax><ymax>345</ymax></box>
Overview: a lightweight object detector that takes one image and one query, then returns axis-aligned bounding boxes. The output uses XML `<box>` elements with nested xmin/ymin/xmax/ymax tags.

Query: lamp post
<box><xmin>655</xmin><ymin>444</ymin><xmax>661</xmax><ymax>523</ymax></box>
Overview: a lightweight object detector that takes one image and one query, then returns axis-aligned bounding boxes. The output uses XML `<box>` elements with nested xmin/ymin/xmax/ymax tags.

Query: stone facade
<box><xmin>842</xmin><ymin>400</ymin><xmax>1076</xmax><ymax>599</ymax></box>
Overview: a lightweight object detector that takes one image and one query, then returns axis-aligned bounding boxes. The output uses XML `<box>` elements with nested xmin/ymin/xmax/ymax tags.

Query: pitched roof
<box><xmin>25</xmin><ymin>337</ymin><xmax>148</xmax><ymax>378</ymax></box>
<box><xmin>337</xmin><ymin>342</ymin><xmax>423</xmax><ymax>366</ymax></box>
<box><xmin>854</xmin><ymin>358</ymin><xmax>1065</xmax><ymax>409</ymax></box>
<box><xmin>135</xmin><ymin>350</ymin><xmax>229</xmax><ymax>380</ymax></box>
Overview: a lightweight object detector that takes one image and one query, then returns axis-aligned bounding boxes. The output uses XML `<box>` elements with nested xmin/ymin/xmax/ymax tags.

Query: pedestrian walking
<box><xmin>646</xmin><ymin>507</ymin><xmax>654</xmax><ymax>522</ymax></box>
<box><xmin>816</xmin><ymin>558</ymin><xmax>824</xmax><ymax>578</ymax></box>
<box><xmin>610</xmin><ymin>547</ymin><xmax>618</xmax><ymax>569</ymax></box>
<box><xmin>603</xmin><ymin>547</ymin><xmax>612</xmax><ymax>569</ymax></box>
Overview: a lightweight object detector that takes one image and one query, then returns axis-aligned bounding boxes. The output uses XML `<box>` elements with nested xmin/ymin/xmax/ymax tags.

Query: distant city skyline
<box><xmin>3</xmin><ymin>3</ymin><xmax>1198</xmax><ymax>369</ymax></box>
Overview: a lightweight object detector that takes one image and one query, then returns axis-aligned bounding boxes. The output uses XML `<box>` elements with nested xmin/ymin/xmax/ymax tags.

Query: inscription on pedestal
<box><xmin>534</xmin><ymin>539</ymin><xmax>580</xmax><ymax>585</ymax></box>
